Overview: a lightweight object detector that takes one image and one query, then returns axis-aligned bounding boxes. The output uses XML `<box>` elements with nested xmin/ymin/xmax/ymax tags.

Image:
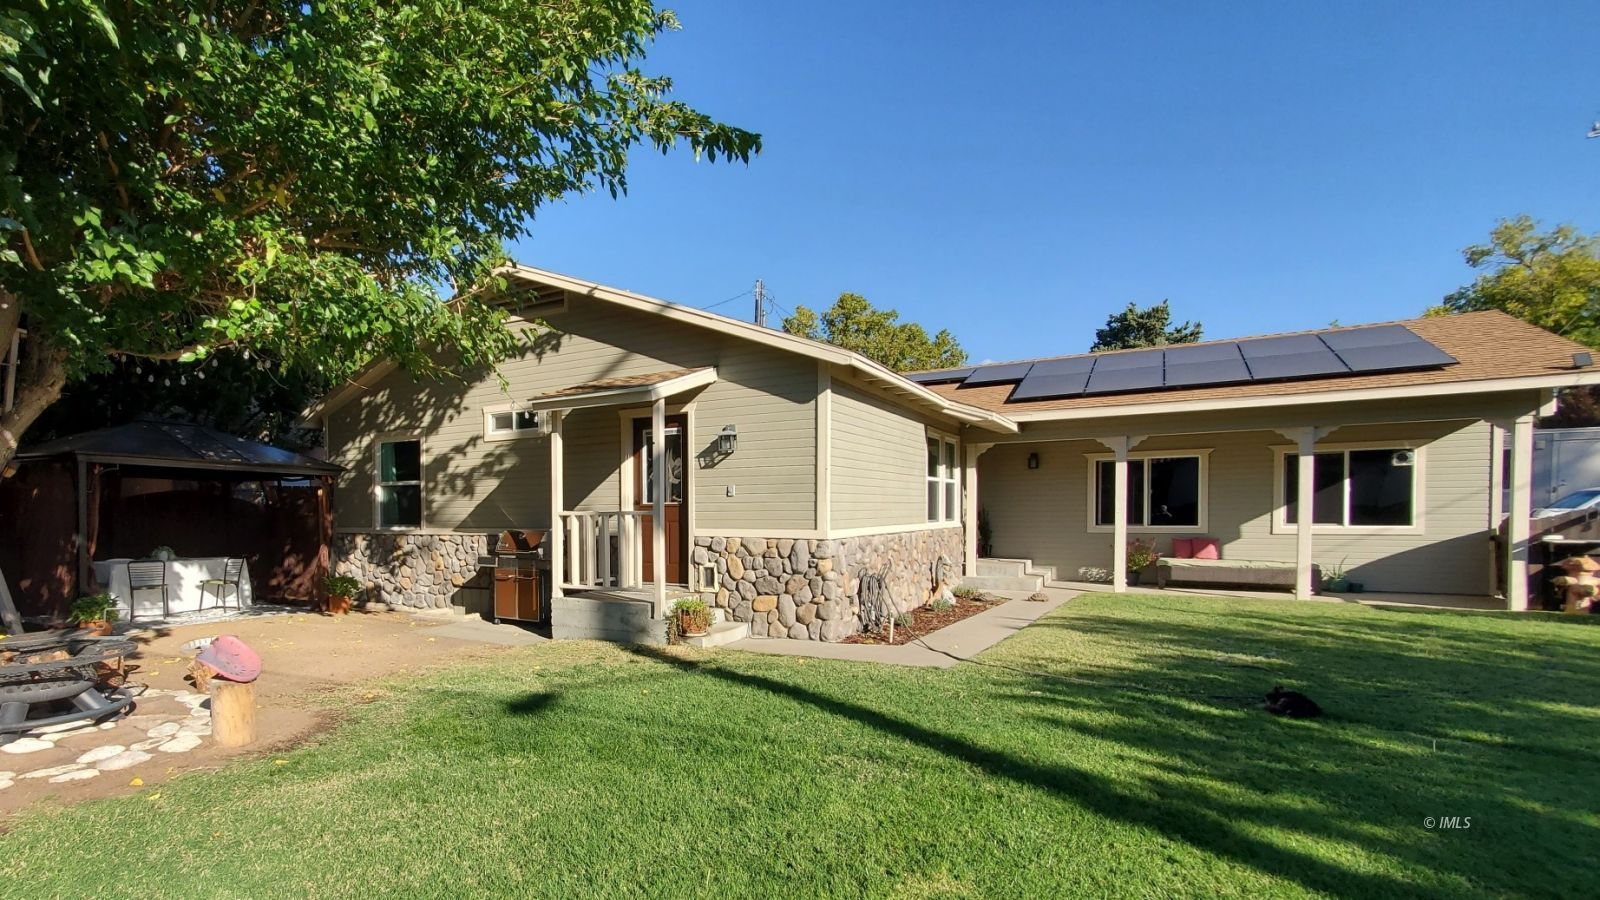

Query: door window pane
<box><xmin>1284</xmin><ymin>452</ymin><xmax>1345</xmax><ymax>525</ymax></box>
<box><xmin>1148</xmin><ymin>457</ymin><xmax>1200</xmax><ymax>526</ymax></box>
<box><xmin>1349</xmin><ymin>449</ymin><xmax>1413</xmax><ymax>525</ymax></box>
<box><xmin>643</xmin><ymin>428</ymin><xmax>685</xmax><ymax>504</ymax></box>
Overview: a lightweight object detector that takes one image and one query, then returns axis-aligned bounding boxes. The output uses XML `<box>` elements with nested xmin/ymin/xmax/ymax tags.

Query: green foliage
<box><xmin>68</xmin><ymin>592</ymin><xmax>118</xmax><ymax>624</ymax></box>
<box><xmin>928</xmin><ymin>595</ymin><xmax>953</xmax><ymax>612</ymax></box>
<box><xmin>1430</xmin><ymin>216</ymin><xmax>1600</xmax><ymax>347</ymax></box>
<box><xmin>1090</xmin><ymin>300</ymin><xmax>1202</xmax><ymax>351</ymax></box>
<box><xmin>671</xmin><ymin>597</ymin><xmax>711</xmax><ymax>636</ymax></box>
<box><xmin>782</xmin><ymin>293</ymin><xmax>966</xmax><ymax>372</ymax></box>
<box><xmin>952</xmin><ymin>585</ymin><xmax>983</xmax><ymax>601</ymax></box>
<box><xmin>0</xmin><ymin>1</ymin><xmax>757</xmax><ymax>449</ymax></box>
<box><xmin>324</xmin><ymin>575</ymin><xmax>361</xmax><ymax>599</ymax></box>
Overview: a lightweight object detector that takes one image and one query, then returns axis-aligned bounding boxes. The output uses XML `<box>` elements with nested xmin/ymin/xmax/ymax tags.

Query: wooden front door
<box><xmin>634</xmin><ymin>415</ymin><xmax>688</xmax><ymax>585</ymax></box>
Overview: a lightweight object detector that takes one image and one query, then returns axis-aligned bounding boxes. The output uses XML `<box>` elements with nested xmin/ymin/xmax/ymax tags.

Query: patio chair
<box><xmin>200</xmin><ymin>558</ymin><xmax>246</xmax><ymax>612</ymax></box>
<box><xmin>126</xmin><ymin>560</ymin><xmax>170</xmax><ymax>621</ymax></box>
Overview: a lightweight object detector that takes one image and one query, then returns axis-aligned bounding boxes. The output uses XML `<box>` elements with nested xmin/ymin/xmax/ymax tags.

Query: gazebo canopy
<box><xmin>17</xmin><ymin>420</ymin><xmax>341</xmax><ymax>477</ymax></box>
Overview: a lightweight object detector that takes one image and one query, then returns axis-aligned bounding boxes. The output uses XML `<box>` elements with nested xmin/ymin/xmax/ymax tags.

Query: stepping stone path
<box><xmin>94</xmin><ymin>749</ymin><xmax>152</xmax><ymax>771</ymax></box>
<box><xmin>1</xmin><ymin>738</ymin><xmax>54</xmax><ymax>755</ymax></box>
<box><xmin>0</xmin><ymin>770</ymin><xmax>14</xmax><ymax>790</ymax></box>
<box><xmin>146</xmin><ymin>722</ymin><xmax>182</xmax><ymax>738</ymax></box>
<box><xmin>49</xmin><ymin>768</ymin><xmax>100</xmax><ymax>783</ymax></box>
<box><xmin>76</xmin><ymin>745</ymin><xmax>127</xmax><ymax>765</ymax></box>
<box><xmin>157</xmin><ymin>734</ymin><xmax>203</xmax><ymax>754</ymax></box>
<box><xmin>22</xmin><ymin>763</ymin><xmax>86</xmax><ymax>779</ymax></box>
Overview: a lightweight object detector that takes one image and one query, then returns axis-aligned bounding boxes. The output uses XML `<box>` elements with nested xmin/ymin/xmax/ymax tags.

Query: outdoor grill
<box><xmin>479</xmin><ymin>529</ymin><xmax>547</xmax><ymax>625</ymax></box>
<box><xmin>0</xmin><ymin>632</ymin><xmax>137</xmax><ymax>744</ymax></box>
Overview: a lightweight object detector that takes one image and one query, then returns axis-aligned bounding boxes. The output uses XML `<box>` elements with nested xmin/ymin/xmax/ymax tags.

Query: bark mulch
<box><xmin>843</xmin><ymin>593</ymin><xmax>1004</xmax><ymax>646</ymax></box>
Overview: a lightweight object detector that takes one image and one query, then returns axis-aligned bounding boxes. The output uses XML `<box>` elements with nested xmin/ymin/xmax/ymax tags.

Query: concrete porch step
<box><xmin>959</xmin><ymin>573</ymin><xmax>1045</xmax><ymax>592</ymax></box>
<box><xmin>552</xmin><ymin>594</ymin><xmax>665</xmax><ymax>645</ymax></box>
<box><xmin>684</xmin><ymin>619</ymin><xmax>750</xmax><ymax>648</ymax></box>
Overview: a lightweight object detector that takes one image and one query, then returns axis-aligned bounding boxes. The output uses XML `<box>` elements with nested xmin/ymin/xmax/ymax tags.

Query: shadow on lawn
<box><xmin>628</xmin><ymin>599</ymin><xmax>1600</xmax><ymax>898</ymax></box>
<box><xmin>626</xmin><ymin>645</ymin><xmax>1433</xmax><ymax>897</ymax></box>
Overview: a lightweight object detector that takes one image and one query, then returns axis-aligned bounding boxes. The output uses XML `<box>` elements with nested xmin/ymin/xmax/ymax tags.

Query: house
<box><xmin>304</xmin><ymin>266</ymin><xmax>1600</xmax><ymax>642</ymax></box>
<box><xmin>304</xmin><ymin>266</ymin><xmax>1016</xmax><ymax>643</ymax></box>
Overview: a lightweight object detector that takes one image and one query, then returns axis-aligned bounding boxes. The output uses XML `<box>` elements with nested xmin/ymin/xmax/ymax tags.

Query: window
<box><xmin>1281</xmin><ymin>447</ymin><xmax>1417</xmax><ymax>529</ymax></box>
<box><xmin>1093</xmin><ymin>455</ymin><xmax>1204</xmax><ymax>529</ymax></box>
<box><xmin>376</xmin><ymin>437</ymin><xmax>422</xmax><ymax>529</ymax></box>
<box><xmin>484</xmin><ymin>407</ymin><xmax>541</xmax><ymax>442</ymax></box>
<box><xmin>927</xmin><ymin>433</ymin><xmax>959</xmax><ymax>522</ymax></box>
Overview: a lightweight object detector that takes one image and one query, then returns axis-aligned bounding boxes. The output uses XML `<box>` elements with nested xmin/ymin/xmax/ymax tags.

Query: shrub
<box><xmin>1126</xmin><ymin>538</ymin><xmax>1160</xmax><ymax>572</ymax></box>
<box><xmin>69</xmin><ymin>593</ymin><xmax>118</xmax><ymax>624</ymax></box>
<box><xmin>929</xmin><ymin>595</ymin><xmax>954</xmax><ymax>612</ymax></box>
<box><xmin>325</xmin><ymin>575</ymin><xmax>362</xmax><ymax>598</ymax></box>
<box><xmin>671</xmin><ymin>597</ymin><xmax>712</xmax><ymax>636</ymax></box>
<box><xmin>952</xmin><ymin>585</ymin><xmax>983</xmax><ymax>601</ymax></box>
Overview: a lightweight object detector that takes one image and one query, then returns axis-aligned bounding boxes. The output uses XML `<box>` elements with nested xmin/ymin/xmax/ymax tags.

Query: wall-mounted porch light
<box><xmin>717</xmin><ymin>425</ymin><xmax>738</xmax><ymax>455</ymax></box>
<box><xmin>1027</xmin><ymin>452</ymin><xmax>1040</xmax><ymax>470</ymax></box>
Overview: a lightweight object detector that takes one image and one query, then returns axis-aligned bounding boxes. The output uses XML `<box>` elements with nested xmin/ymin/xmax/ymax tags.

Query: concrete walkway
<box><xmin>725</xmin><ymin>587</ymin><xmax>1077</xmax><ymax>668</ymax></box>
<box><xmin>418</xmin><ymin>616</ymin><xmax>548</xmax><ymax>646</ymax></box>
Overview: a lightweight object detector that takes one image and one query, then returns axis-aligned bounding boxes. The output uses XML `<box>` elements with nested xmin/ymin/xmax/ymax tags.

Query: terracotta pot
<box><xmin>81</xmin><ymin>619</ymin><xmax>113</xmax><ymax>637</ymax></box>
<box><xmin>327</xmin><ymin>594</ymin><xmax>353</xmax><ymax>616</ymax></box>
<box><xmin>677</xmin><ymin>613</ymin><xmax>708</xmax><ymax>637</ymax></box>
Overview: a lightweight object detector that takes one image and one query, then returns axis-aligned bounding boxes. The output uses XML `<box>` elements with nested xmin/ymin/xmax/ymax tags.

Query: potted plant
<box><xmin>1321</xmin><ymin>558</ymin><xmax>1350</xmax><ymax>593</ymax></box>
<box><xmin>325</xmin><ymin>575</ymin><xmax>361</xmax><ymax>615</ymax></box>
<box><xmin>1126</xmin><ymin>538</ymin><xmax>1159</xmax><ymax>587</ymax></box>
<box><xmin>147</xmin><ymin>545</ymin><xmax>176</xmax><ymax>562</ymax></box>
<box><xmin>672</xmin><ymin>597</ymin><xmax>712</xmax><ymax>638</ymax></box>
<box><xmin>977</xmin><ymin>507</ymin><xmax>995</xmax><ymax>558</ymax></box>
<box><xmin>69</xmin><ymin>593</ymin><xmax>119</xmax><ymax>636</ymax></box>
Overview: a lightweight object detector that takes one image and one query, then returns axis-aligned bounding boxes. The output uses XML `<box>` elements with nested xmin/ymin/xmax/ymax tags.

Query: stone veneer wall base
<box><xmin>695</xmin><ymin>527</ymin><xmax>963</xmax><ymax>642</ymax></box>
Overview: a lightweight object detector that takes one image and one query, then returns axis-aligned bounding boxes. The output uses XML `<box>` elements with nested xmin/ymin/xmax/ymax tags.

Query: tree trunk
<box><xmin>0</xmin><ymin>288</ymin><xmax>67</xmax><ymax>475</ymax></box>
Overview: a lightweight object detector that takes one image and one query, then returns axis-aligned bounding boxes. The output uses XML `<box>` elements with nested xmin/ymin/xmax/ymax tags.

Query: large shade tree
<box><xmin>0</xmin><ymin>1</ymin><xmax>758</xmax><ymax>469</ymax></box>
<box><xmin>782</xmin><ymin>293</ymin><xmax>966</xmax><ymax>372</ymax></box>
<box><xmin>1429</xmin><ymin>215</ymin><xmax>1600</xmax><ymax>425</ymax></box>
<box><xmin>1090</xmin><ymin>300</ymin><xmax>1202</xmax><ymax>351</ymax></box>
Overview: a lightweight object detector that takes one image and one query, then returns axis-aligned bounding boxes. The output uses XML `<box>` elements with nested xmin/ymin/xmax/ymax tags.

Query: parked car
<box><xmin>1532</xmin><ymin>488</ymin><xmax>1600</xmax><ymax>520</ymax></box>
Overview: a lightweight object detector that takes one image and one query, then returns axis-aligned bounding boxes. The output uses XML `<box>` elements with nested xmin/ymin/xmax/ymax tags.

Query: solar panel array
<box><xmin>906</xmin><ymin>324</ymin><xmax>1456</xmax><ymax>402</ymax></box>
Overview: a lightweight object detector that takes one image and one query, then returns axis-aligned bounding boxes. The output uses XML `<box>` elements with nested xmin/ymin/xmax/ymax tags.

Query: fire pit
<box><xmin>0</xmin><ymin>632</ymin><xmax>137</xmax><ymax>744</ymax></box>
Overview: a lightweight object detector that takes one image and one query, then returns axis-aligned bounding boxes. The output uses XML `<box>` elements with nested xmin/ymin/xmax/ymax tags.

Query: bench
<box><xmin>1156</xmin><ymin>557</ymin><xmax>1320</xmax><ymax>593</ymax></box>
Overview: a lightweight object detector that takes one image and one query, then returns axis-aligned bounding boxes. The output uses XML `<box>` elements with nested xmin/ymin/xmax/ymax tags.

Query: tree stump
<box><xmin>208</xmin><ymin>680</ymin><xmax>257</xmax><ymax>748</ymax></box>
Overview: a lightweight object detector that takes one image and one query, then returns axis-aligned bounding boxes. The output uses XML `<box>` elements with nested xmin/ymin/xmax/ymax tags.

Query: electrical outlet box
<box><xmin>726</xmin><ymin>484</ymin><xmax>736</xmax><ymax>497</ymax></box>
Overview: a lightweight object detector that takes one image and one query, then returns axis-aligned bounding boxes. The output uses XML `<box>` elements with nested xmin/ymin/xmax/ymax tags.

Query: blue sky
<box><xmin>509</xmin><ymin>1</ymin><xmax>1600</xmax><ymax>364</ymax></box>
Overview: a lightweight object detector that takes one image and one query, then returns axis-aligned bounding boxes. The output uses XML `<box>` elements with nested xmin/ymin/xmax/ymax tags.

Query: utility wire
<box><xmin>697</xmin><ymin>288</ymin><xmax>752</xmax><ymax>312</ymax></box>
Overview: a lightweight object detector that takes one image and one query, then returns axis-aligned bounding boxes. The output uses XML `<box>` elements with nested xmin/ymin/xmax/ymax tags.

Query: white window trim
<box><xmin>1084</xmin><ymin>449</ymin><xmax>1212</xmax><ymax>534</ymax></box>
<box><xmin>372</xmin><ymin>432</ymin><xmax>425</xmax><ymax>532</ymax></box>
<box><xmin>482</xmin><ymin>404</ymin><xmax>544</xmax><ymax>443</ymax></box>
<box><xmin>926</xmin><ymin>429</ymin><xmax>960</xmax><ymax>523</ymax></box>
<box><xmin>1270</xmin><ymin>441</ymin><xmax>1426</xmax><ymax>535</ymax></box>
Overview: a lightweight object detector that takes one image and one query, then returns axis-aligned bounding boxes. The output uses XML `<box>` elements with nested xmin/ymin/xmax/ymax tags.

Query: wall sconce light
<box><xmin>1027</xmin><ymin>452</ymin><xmax>1040</xmax><ymax>470</ymax></box>
<box><xmin>717</xmin><ymin>425</ymin><xmax>738</xmax><ymax>455</ymax></box>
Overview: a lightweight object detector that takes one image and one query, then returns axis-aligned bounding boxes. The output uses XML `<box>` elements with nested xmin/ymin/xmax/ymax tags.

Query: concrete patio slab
<box><xmin>418</xmin><ymin>617</ymin><xmax>547</xmax><ymax>646</ymax></box>
<box><xmin>725</xmin><ymin>587</ymin><xmax>1078</xmax><ymax>668</ymax></box>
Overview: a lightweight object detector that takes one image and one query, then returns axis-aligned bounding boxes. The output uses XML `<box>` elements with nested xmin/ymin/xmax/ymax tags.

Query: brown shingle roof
<box><xmin>922</xmin><ymin>311</ymin><xmax>1587</xmax><ymax>414</ymax></box>
<box><xmin>527</xmin><ymin>367</ymin><xmax>712</xmax><ymax>402</ymax></box>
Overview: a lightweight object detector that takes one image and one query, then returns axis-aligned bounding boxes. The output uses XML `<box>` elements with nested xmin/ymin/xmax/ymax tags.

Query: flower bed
<box><xmin>843</xmin><ymin>592</ymin><xmax>1003</xmax><ymax>645</ymax></box>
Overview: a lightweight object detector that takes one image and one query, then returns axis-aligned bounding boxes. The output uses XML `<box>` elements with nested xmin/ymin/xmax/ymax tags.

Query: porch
<box><xmin>524</xmin><ymin>367</ymin><xmax>719</xmax><ymax>624</ymax></box>
<box><xmin>967</xmin><ymin>390</ymin><xmax>1547</xmax><ymax>611</ymax></box>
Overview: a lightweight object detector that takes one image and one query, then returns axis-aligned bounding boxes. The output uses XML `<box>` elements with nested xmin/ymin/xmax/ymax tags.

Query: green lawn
<box><xmin>5</xmin><ymin>595</ymin><xmax>1598</xmax><ymax>898</ymax></box>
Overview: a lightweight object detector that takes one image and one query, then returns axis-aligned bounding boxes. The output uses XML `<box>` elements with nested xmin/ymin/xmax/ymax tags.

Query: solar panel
<box><xmin>905</xmin><ymin>368</ymin><xmax>974</xmax><ymax>385</ymax></box>
<box><xmin>962</xmin><ymin>361</ymin><xmax>1035</xmax><ymax>386</ymax></box>
<box><xmin>922</xmin><ymin>323</ymin><xmax>1456</xmax><ymax>404</ymax></box>
<box><xmin>1085</xmin><ymin>364</ymin><xmax>1164</xmax><ymax>395</ymax></box>
<box><xmin>1010</xmin><ymin>371</ymin><xmax>1091</xmax><ymax>400</ymax></box>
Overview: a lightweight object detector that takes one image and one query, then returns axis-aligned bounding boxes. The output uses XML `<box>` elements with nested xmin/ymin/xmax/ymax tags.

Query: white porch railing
<box><xmin>558</xmin><ymin>510</ymin><xmax>646</xmax><ymax>591</ymax></box>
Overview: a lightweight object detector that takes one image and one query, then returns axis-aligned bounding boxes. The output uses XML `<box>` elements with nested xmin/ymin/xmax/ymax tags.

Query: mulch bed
<box><xmin>843</xmin><ymin>593</ymin><xmax>1005</xmax><ymax>646</ymax></box>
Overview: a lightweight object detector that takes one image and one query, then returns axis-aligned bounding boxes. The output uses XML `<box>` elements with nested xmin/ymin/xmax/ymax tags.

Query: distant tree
<box><xmin>1428</xmin><ymin>216</ymin><xmax>1600</xmax><ymax>346</ymax></box>
<box><xmin>1090</xmin><ymin>301</ymin><xmax>1202</xmax><ymax>351</ymax></box>
<box><xmin>1429</xmin><ymin>216</ymin><xmax>1600</xmax><ymax>425</ymax></box>
<box><xmin>0</xmin><ymin>1</ymin><xmax>758</xmax><ymax>471</ymax></box>
<box><xmin>782</xmin><ymin>293</ymin><xmax>966</xmax><ymax>372</ymax></box>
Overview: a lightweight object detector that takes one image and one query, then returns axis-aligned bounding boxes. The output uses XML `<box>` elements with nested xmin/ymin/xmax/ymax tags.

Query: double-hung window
<box><xmin>375</xmin><ymin>437</ymin><xmax>423</xmax><ymax>530</ymax></box>
<box><xmin>1279</xmin><ymin>447</ymin><xmax>1418</xmax><ymax>529</ymax></box>
<box><xmin>926</xmin><ymin>433</ymin><xmax>959</xmax><ymax>522</ymax></box>
<box><xmin>1091</xmin><ymin>454</ymin><xmax>1205</xmax><ymax>530</ymax></box>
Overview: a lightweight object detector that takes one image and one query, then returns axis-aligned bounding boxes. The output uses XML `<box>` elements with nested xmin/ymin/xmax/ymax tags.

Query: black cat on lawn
<box><xmin>1265</xmin><ymin>685</ymin><xmax>1322</xmax><ymax>719</ymax></box>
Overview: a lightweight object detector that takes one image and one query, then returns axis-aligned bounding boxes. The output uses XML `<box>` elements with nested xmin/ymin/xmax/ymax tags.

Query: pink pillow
<box><xmin>1171</xmin><ymin>538</ymin><xmax>1194</xmax><ymax>559</ymax></box>
<box><xmin>1192</xmin><ymin>538</ymin><xmax>1221</xmax><ymax>560</ymax></box>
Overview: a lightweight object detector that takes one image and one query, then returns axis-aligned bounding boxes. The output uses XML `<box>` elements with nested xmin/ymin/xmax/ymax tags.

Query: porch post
<box><xmin>651</xmin><ymin>397</ymin><xmax>667</xmax><ymax>615</ymax></box>
<box><xmin>1112</xmin><ymin>449</ymin><xmax>1128</xmax><ymax>593</ymax></box>
<box><xmin>1505</xmin><ymin>413</ymin><xmax>1535</xmax><ymax>611</ymax></box>
<box><xmin>548</xmin><ymin>410</ymin><xmax>565</xmax><ymax>600</ymax></box>
<box><xmin>1294</xmin><ymin>431</ymin><xmax>1317</xmax><ymax>600</ymax></box>
<box><xmin>963</xmin><ymin>442</ymin><xmax>993</xmax><ymax>577</ymax></box>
